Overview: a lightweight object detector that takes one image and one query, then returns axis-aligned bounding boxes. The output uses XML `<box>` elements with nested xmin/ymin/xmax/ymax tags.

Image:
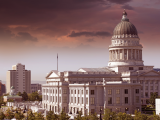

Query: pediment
<box><xmin>46</xmin><ymin>70</ymin><xmax>59</xmax><ymax>79</ymax></box>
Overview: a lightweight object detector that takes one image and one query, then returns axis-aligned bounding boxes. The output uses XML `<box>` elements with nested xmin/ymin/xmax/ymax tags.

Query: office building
<box><xmin>6</xmin><ymin>63</ymin><xmax>31</xmax><ymax>93</ymax></box>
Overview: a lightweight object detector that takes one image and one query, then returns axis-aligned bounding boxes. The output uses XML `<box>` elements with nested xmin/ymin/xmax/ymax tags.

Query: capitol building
<box><xmin>42</xmin><ymin>10</ymin><xmax>160</xmax><ymax>116</ymax></box>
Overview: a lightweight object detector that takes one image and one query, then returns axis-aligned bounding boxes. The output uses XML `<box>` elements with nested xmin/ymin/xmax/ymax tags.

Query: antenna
<box><xmin>57</xmin><ymin>53</ymin><xmax>58</xmax><ymax>71</ymax></box>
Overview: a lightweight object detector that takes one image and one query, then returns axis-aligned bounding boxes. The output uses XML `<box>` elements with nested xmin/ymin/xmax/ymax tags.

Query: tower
<box><xmin>108</xmin><ymin>10</ymin><xmax>144</xmax><ymax>68</ymax></box>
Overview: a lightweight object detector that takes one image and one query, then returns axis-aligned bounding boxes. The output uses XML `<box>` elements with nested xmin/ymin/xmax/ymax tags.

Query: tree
<box><xmin>5</xmin><ymin>108</ymin><xmax>14</xmax><ymax>119</ymax></box>
<box><xmin>103</xmin><ymin>109</ymin><xmax>117</xmax><ymax>120</ymax></box>
<box><xmin>75</xmin><ymin>111</ymin><xmax>83</xmax><ymax>120</ymax></box>
<box><xmin>0</xmin><ymin>112</ymin><xmax>5</xmax><ymax>120</ymax></box>
<box><xmin>27</xmin><ymin>110</ymin><xmax>35</xmax><ymax>120</ymax></box>
<box><xmin>149</xmin><ymin>112</ymin><xmax>160</xmax><ymax>120</ymax></box>
<box><xmin>14</xmin><ymin>111</ymin><xmax>25</xmax><ymax>120</ymax></box>
<box><xmin>8</xmin><ymin>99</ymin><xmax>14</xmax><ymax>102</ymax></box>
<box><xmin>89</xmin><ymin>113</ymin><xmax>99</xmax><ymax>120</ymax></box>
<box><xmin>22</xmin><ymin>91</ymin><xmax>28</xmax><ymax>101</ymax></box>
<box><xmin>59</xmin><ymin>110</ymin><xmax>70</xmax><ymax>120</ymax></box>
<box><xmin>149</xmin><ymin>92</ymin><xmax>158</xmax><ymax>108</ymax></box>
<box><xmin>46</xmin><ymin>111</ymin><xmax>59</xmax><ymax>120</ymax></box>
<box><xmin>117</xmin><ymin>112</ymin><xmax>133</xmax><ymax>120</ymax></box>
<box><xmin>17</xmin><ymin>92</ymin><xmax>22</xmax><ymax>96</ymax></box>
<box><xmin>34</xmin><ymin>112</ymin><xmax>44</xmax><ymax>120</ymax></box>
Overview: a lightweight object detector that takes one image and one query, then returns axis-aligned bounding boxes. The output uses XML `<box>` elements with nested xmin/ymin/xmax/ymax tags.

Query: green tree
<box><xmin>34</xmin><ymin>112</ymin><xmax>44</xmax><ymax>120</ymax></box>
<box><xmin>148</xmin><ymin>111</ymin><xmax>160</xmax><ymax>120</ymax></box>
<box><xmin>0</xmin><ymin>112</ymin><xmax>5</xmax><ymax>120</ymax></box>
<box><xmin>27</xmin><ymin>110</ymin><xmax>35</xmax><ymax>120</ymax></box>
<box><xmin>59</xmin><ymin>110</ymin><xmax>70</xmax><ymax>120</ymax></box>
<box><xmin>8</xmin><ymin>99</ymin><xmax>14</xmax><ymax>102</ymax></box>
<box><xmin>103</xmin><ymin>109</ymin><xmax>117</xmax><ymax>120</ymax></box>
<box><xmin>75</xmin><ymin>111</ymin><xmax>83</xmax><ymax>120</ymax></box>
<box><xmin>89</xmin><ymin>113</ymin><xmax>99</xmax><ymax>120</ymax></box>
<box><xmin>14</xmin><ymin>111</ymin><xmax>25</xmax><ymax>120</ymax></box>
<box><xmin>149</xmin><ymin>92</ymin><xmax>158</xmax><ymax>108</ymax></box>
<box><xmin>17</xmin><ymin>92</ymin><xmax>22</xmax><ymax>96</ymax></box>
<box><xmin>117</xmin><ymin>112</ymin><xmax>133</xmax><ymax>120</ymax></box>
<box><xmin>22</xmin><ymin>91</ymin><xmax>28</xmax><ymax>101</ymax></box>
<box><xmin>5</xmin><ymin>108</ymin><xmax>14</xmax><ymax>119</ymax></box>
<box><xmin>46</xmin><ymin>111</ymin><xmax>59</xmax><ymax>120</ymax></box>
<box><xmin>82</xmin><ymin>115</ymin><xmax>90</xmax><ymax>120</ymax></box>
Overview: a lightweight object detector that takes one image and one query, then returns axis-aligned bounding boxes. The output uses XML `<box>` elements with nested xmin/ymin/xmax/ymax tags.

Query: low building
<box><xmin>3</xmin><ymin>86</ymin><xmax>22</xmax><ymax>102</ymax></box>
<box><xmin>31</xmin><ymin>83</ymin><xmax>42</xmax><ymax>93</ymax></box>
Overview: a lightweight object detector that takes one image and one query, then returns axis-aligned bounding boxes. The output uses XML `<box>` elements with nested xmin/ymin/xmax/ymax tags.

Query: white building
<box><xmin>6</xmin><ymin>63</ymin><xmax>31</xmax><ymax>93</ymax></box>
<box><xmin>42</xmin><ymin>10</ymin><xmax>160</xmax><ymax>116</ymax></box>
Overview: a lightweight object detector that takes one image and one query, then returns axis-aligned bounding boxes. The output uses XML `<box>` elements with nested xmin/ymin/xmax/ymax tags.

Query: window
<box><xmin>108</xmin><ymin>89</ymin><xmax>112</xmax><ymax>95</ymax></box>
<box><xmin>82</xmin><ymin>97</ymin><xmax>83</xmax><ymax>104</ymax></box>
<box><xmin>56</xmin><ymin>90</ymin><xmax>57</xmax><ymax>94</ymax></box>
<box><xmin>155</xmin><ymin>86</ymin><xmax>158</xmax><ymax>90</ymax></box>
<box><xmin>53</xmin><ymin>96</ymin><xmax>54</xmax><ymax>102</ymax></box>
<box><xmin>63</xmin><ymin>97</ymin><xmax>67</xmax><ymax>103</ymax></box>
<box><xmin>59</xmin><ymin>97</ymin><xmax>61</xmax><ymax>103</ymax></box>
<box><xmin>63</xmin><ymin>89</ymin><xmax>67</xmax><ymax>94</ymax></box>
<box><xmin>75</xmin><ymin>97</ymin><xmax>76</xmax><ymax>103</ymax></box>
<box><xmin>145</xmin><ymin>86</ymin><xmax>148</xmax><ymax>90</ymax></box>
<box><xmin>129</xmin><ymin>67</ymin><xmax>134</xmax><ymax>70</ymax></box>
<box><xmin>136</xmin><ymin>96</ymin><xmax>139</xmax><ymax>103</ymax></box>
<box><xmin>86</xmin><ymin>90</ymin><xmax>88</xmax><ymax>94</ymax></box>
<box><xmin>139</xmin><ymin>67</ymin><xmax>143</xmax><ymax>70</ymax></box>
<box><xmin>56</xmin><ymin>96</ymin><xmax>57</xmax><ymax>102</ymax></box>
<box><xmin>150</xmin><ymin>86</ymin><xmax>153</xmax><ymax>90</ymax></box>
<box><xmin>91</xmin><ymin>109</ymin><xmax>95</xmax><ymax>114</ymax></box>
<box><xmin>71</xmin><ymin>97</ymin><xmax>73</xmax><ymax>103</ymax></box>
<box><xmin>141</xmin><ymin>86</ymin><xmax>143</xmax><ymax>90</ymax></box>
<box><xmin>135</xmin><ymin>89</ymin><xmax>139</xmax><ymax>94</ymax></box>
<box><xmin>145</xmin><ymin>92</ymin><xmax>148</xmax><ymax>97</ymax></box>
<box><xmin>78</xmin><ymin>90</ymin><xmax>79</xmax><ymax>94</ymax></box>
<box><xmin>125</xmin><ymin>97</ymin><xmax>128</xmax><ymax>104</ymax></box>
<box><xmin>82</xmin><ymin>90</ymin><xmax>83</xmax><ymax>94</ymax></box>
<box><xmin>145</xmin><ymin>81</ymin><xmax>148</xmax><ymax>84</ymax></box>
<box><xmin>91</xmin><ymin>90</ymin><xmax>94</xmax><ymax>95</ymax></box>
<box><xmin>140</xmin><ymin>81</ymin><xmax>143</xmax><ymax>84</ymax></box>
<box><xmin>78</xmin><ymin>97</ymin><xmax>80</xmax><ymax>104</ymax></box>
<box><xmin>86</xmin><ymin>98</ymin><xmax>88</xmax><ymax>104</ymax></box>
<box><xmin>108</xmin><ymin>97</ymin><xmax>112</xmax><ymax>104</ymax></box>
<box><xmin>116</xmin><ymin>97</ymin><xmax>120</xmax><ymax>104</ymax></box>
<box><xmin>91</xmin><ymin>98</ymin><xmax>95</xmax><ymax>105</ymax></box>
<box><xmin>59</xmin><ymin>90</ymin><xmax>61</xmax><ymax>94</ymax></box>
<box><xmin>116</xmin><ymin>89</ymin><xmax>120</xmax><ymax>94</ymax></box>
<box><xmin>71</xmin><ymin>90</ymin><xmax>73</xmax><ymax>94</ymax></box>
<box><xmin>150</xmin><ymin>81</ymin><xmax>153</xmax><ymax>84</ymax></box>
<box><xmin>124</xmin><ymin>89</ymin><xmax>128</xmax><ymax>94</ymax></box>
<box><xmin>75</xmin><ymin>90</ymin><xmax>76</xmax><ymax>94</ymax></box>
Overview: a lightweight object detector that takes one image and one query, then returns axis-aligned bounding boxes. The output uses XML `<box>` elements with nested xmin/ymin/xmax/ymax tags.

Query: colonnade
<box><xmin>109</xmin><ymin>49</ymin><xmax>142</xmax><ymax>61</ymax></box>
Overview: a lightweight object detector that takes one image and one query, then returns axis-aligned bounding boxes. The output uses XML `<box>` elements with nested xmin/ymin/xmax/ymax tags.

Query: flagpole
<box><xmin>57</xmin><ymin>53</ymin><xmax>58</xmax><ymax>71</ymax></box>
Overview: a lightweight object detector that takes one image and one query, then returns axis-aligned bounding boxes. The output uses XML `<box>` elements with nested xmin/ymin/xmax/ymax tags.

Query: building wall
<box><xmin>31</xmin><ymin>83</ymin><xmax>41</xmax><ymax>93</ymax></box>
<box><xmin>6</xmin><ymin>63</ymin><xmax>31</xmax><ymax>94</ymax></box>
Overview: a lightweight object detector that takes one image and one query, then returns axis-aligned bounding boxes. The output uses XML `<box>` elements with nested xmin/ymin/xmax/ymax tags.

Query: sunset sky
<box><xmin>0</xmin><ymin>0</ymin><xmax>160</xmax><ymax>82</ymax></box>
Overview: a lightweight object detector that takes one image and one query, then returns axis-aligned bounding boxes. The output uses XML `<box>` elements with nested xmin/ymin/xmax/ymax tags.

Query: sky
<box><xmin>0</xmin><ymin>0</ymin><xmax>160</xmax><ymax>82</ymax></box>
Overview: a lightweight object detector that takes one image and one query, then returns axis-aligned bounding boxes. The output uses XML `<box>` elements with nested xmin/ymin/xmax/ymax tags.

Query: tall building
<box><xmin>31</xmin><ymin>83</ymin><xmax>42</xmax><ymax>93</ymax></box>
<box><xmin>42</xmin><ymin>10</ymin><xmax>160</xmax><ymax>117</ymax></box>
<box><xmin>0</xmin><ymin>80</ymin><xmax>6</xmax><ymax>96</ymax></box>
<box><xmin>6</xmin><ymin>63</ymin><xmax>31</xmax><ymax>93</ymax></box>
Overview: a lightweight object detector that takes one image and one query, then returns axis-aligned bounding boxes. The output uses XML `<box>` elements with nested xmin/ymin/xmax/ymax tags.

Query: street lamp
<box><xmin>100</xmin><ymin>107</ymin><xmax>102</xmax><ymax>120</ymax></box>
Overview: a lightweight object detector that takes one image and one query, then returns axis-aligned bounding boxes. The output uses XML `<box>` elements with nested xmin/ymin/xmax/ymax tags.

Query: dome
<box><xmin>11</xmin><ymin>86</ymin><xmax>15</xmax><ymax>89</ymax></box>
<box><xmin>113</xmin><ymin>10</ymin><xmax>138</xmax><ymax>36</ymax></box>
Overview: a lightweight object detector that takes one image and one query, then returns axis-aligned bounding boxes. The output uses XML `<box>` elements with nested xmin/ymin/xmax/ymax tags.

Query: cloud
<box><xmin>0</xmin><ymin>28</ymin><xmax>37</xmax><ymax>42</ymax></box>
<box><xmin>87</xmin><ymin>38</ymin><xmax>95</xmax><ymax>42</ymax></box>
<box><xmin>68</xmin><ymin>31</ymin><xmax>111</xmax><ymax>37</ymax></box>
<box><xmin>108</xmin><ymin>0</ymin><xmax>132</xmax><ymax>4</ymax></box>
<box><xmin>16</xmin><ymin>32</ymin><xmax>37</xmax><ymax>42</ymax></box>
<box><xmin>121</xmin><ymin>4</ymin><xmax>134</xmax><ymax>10</ymax></box>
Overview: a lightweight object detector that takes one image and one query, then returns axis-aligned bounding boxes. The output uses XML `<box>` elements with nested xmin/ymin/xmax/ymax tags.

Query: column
<box><xmin>58</xmin><ymin>82</ymin><xmax>59</xmax><ymax>113</ymax></box>
<box><xmin>84</xmin><ymin>86</ymin><xmax>86</xmax><ymax>115</ymax></box>
<box><xmin>122</xmin><ymin>49</ymin><xmax>124</xmax><ymax>60</ymax></box>
<box><xmin>127</xmin><ymin>49</ymin><xmax>129</xmax><ymax>60</ymax></box>
<box><xmin>143</xmin><ymin>81</ymin><xmax>145</xmax><ymax>98</ymax></box>
<box><xmin>135</xmin><ymin>49</ymin><xmax>137</xmax><ymax>60</ymax></box>
<box><xmin>153</xmin><ymin>81</ymin><xmax>155</xmax><ymax>93</ymax></box>
<box><xmin>148</xmin><ymin>81</ymin><xmax>150</xmax><ymax>98</ymax></box>
<box><xmin>118</xmin><ymin>49</ymin><xmax>120</xmax><ymax>60</ymax></box>
<box><xmin>138</xmin><ymin>50</ymin><xmax>140</xmax><ymax>60</ymax></box>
